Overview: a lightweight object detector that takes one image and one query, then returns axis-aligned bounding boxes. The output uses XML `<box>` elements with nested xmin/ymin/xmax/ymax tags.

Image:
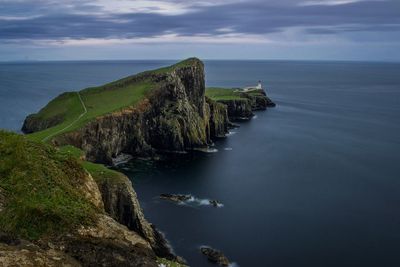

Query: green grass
<box><xmin>147</xmin><ymin>57</ymin><xmax>201</xmax><ymax>75</ymax></box>
<box><xmin>0</xmin><ymin>131</ymin><xmax>97</xmax><ymax>240</ymax></box>
<box><xmin>206</xmin><ymin>87</ymin><xmax>246</xmax><ymax>101</ymax></box>
<box><xmin>27</xmin><ymin>58</ymin><xmax>202</xmax><ymax>142</ymax></box>
<box><xmin>28</xmin><ymin>81</ymin><xmax>154</xmax><ymax>142</ymax></box>
<box><xmin>206</xmin><ymin>87</ymin><xmax>266</xmax><ymax>101</ymax></box>
<box><xmin>57</xmin><ymin>145</ymin><xmax>126</xmax><ymax>184</ymax></box>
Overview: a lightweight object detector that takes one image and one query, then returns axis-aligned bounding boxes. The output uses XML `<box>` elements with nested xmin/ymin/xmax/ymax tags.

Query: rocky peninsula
<box><xmin>1</xmin><ymin>58</ymin><xmax>275</xmax><ymax>266</ymax></box>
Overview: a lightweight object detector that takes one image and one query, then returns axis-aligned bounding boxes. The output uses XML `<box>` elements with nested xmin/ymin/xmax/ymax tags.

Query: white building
<box><xmin>243</xmin><ymin>80</ymin><xmax>263</xmax><ymax>92</ymax></box>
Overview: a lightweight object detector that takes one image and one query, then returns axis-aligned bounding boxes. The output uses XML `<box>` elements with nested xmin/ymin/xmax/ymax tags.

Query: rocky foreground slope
<box><xmin>0</xmin><ymin>131</ymin><xmax>182</xmax><ymax>267</ymax></box>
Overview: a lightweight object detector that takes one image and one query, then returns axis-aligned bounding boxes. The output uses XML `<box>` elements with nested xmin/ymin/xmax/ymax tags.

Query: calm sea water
<box><xmin>1</xmin><ymin>60</ymin><xmax>400</xmax><ymax>267</ymax></box>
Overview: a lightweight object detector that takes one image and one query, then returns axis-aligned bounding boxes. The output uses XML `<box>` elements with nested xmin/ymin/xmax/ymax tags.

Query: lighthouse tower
<box><xmin>257</xmin><ymin>80</ymin><xmax>262</xmax><ymax>89</ymax></box>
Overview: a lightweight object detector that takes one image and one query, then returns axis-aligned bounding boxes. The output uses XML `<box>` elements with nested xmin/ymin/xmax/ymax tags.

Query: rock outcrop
<box><xmin>218</xmin><ymin>89</ymin><xmax>275</xmax><ymax>121</ymax></box>
<box><xmin>200</xmin><ymin>246</ymin><xmax>230</xmax><ymax>266</ymax></box>
<box><xmin>0</xmin><ymin>238</ymin><xmax>81</xmax><ymax>267</ymax></box>
<box><xmin>97</xmin><ymin>174</ymin><xmax>176</xmax><ymax>260</ymax></box>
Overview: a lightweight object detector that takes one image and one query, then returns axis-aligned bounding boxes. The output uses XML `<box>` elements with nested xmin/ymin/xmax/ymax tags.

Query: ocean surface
<box><xmin>1</xmin><ymin>60</ymin><xmax>400</xmax><ymax>267</ymax></box>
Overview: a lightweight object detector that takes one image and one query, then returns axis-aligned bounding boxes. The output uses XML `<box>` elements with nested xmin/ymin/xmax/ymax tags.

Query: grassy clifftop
<box><xmin>25</xmin><ymin>58</ymin><xmax>202</xmax><ymax>142</ymax></box>
<box><xmin>0</xmin><ymin>131</ymin><xmax>97</xmax><ymax>240</ymax></box>
<box><xmin>206</xmin><ymin>87</ymin><xmax>246</xmax><ymax>100</ymax></box>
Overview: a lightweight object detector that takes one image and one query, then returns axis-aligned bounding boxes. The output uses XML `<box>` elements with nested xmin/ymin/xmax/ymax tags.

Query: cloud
<box><xmin>0</xmin><ymin>0</ymin><xmax>399</xmax><ymax>45</ymax></box>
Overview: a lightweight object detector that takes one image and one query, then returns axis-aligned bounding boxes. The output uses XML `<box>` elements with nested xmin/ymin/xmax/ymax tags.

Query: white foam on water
<box><xmin>193</xmin><ymin>147</ymin><xmax>219</xmax><ymax>153</ymax></box>
<box><xmin>165</xmin><ymin>194</ymin><xmax>224</xmax><ymax>208</ymax></box>
<box><xmin>198</xmin><ymin>199</ymin><xmax>211</xmax><ymax>205</ymax></box>
<box><xmin>229</xmin><ymin>262</ymin><xmax>240</xmax><ymax>267</ymax></box>
<box><xmin>227</xmin><ymin>131</ymin><xmax>237</xmax><ymax>136</ymax></box>
<box><xmin>193</xmin><ymin>198</ymin><xmax>224</xmax><ymax>208</ymax></box>
<box><xmin>224</xmin><ymin>147</ymin><xmax>233</xmax><ymax>151</ymax></box>
<box><xmin>112</xmin><ymin>153</ymin><xmax>133</xmax><ymax>166</ymax></box>
<box><xmin>252</xmin><ymin>115</ymin><xmax>258</xmax><ymax>119</ymax></box>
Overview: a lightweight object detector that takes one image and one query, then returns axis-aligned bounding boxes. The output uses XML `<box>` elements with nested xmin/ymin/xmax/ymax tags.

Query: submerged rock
<box><xmin>209</xmin><ymin>200</ymin><xmax>223</xmax><ymax>207</ymax></box>
<box><xmin>160</xmin><ymin>194</ymin><xmax>192</xmax><ymax>203</ymax></box>
<box><xmin>200</xmin><ymin>246</ymin><xmax>230</xmax><ymax>266</ymax></box>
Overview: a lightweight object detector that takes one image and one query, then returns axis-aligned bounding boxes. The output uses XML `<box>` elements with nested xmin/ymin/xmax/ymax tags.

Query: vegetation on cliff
<box><xmin>206</xmin><ymin>87</ymin><xmax>247</xmax><ymax>100</ymax></box>
<box><xmin>206</xmin><ymin>87</ymin><xmax>267</xmax><ymax>101</ymax></box>
<box><xmin>206</xmin><ymin>87</ymin><xmax>275</xmax><ymax>120</ymax></box>
<box><xmin>0</xmin><ymin>131</ymin><xmax>97</xmax><ymax>240</ymax></box>
<box><xmin>25</xmin><ymin>58</ymin><xmax>201</xmax><ymax>142</ymax></box>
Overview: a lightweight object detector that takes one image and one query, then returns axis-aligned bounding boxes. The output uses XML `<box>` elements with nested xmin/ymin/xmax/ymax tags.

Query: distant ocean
<box><xmin>1</xmin><ymin>60</ymin><xmax>400</xmax><ymax>267</ymax></box>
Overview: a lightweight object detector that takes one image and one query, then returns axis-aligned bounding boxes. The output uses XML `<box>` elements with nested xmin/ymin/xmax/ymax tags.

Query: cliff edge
<box><xmin>0</xmin><ymin>131</ymin><xmax>184</xmax><ymax>267</ymax></box>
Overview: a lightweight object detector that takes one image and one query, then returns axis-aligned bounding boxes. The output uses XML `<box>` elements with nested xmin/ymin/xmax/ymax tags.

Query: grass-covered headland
<box><xmin>26</xmin><ymin>58</ymin><xmax>200</xmax><ymax>142</ymax></box>
<box><xmin>0</xmin><ymin>131</ymin><xmax>98</xmax><ymax>240</ymax></box>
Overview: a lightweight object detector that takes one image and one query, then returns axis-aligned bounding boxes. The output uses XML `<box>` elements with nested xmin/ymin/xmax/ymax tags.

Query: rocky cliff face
<box><xmin>96</xmin><ymin>174</ymin><xmax>176</xmax><ymax>260</ymax></box>
<box><xmin>0</xmin><ymin>154</ymin><xmax>161</xmax><ymax>267</ymax></box>
<box><xmin>51</xmin><ymin>59</ymin><xmax>229</xmax><ymax>164</ymax></box>
<box><xmin>218</xmin><ymin>90</ymin><xmax>276</xmax><ymax>121</ymax></box>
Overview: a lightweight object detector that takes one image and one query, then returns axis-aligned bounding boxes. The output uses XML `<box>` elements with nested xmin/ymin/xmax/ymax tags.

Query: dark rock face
<box><xmin>207</xmin><ymin>97</ymin><xmax>231</xmax><ymax>138</ymax></box>
<box><xmin>53</xmin><ymin>59</ymin><xmax>229</xmax><ymax>164</ymax></box>
<box><xmin>218</xmin><ymin>89</ymin><xmax>276</xmax><ymax>121</ymax></box>
<box><xmin>219</xmin><ymin>98</ymin><xmax>254</xmax><ymax>121</ymax></box>
<box><xmin>209</xmin><ymin>200</ymin><xmax>222</xmax><ymax>207</ymax></box>
<box><xmin>22</xmin><ymin>114</ymin><xmax>63</xmax><ymax>134</ymax></box>
<box><xmin>200</xmin><ymin>246</ymin><xmax>230</xmax><ymax>266</ymax></box>
<box><xmin>160</xmin><ymin>193</ymin><xmax>192</xmax><ymax>202</ymax></box>
<box><xmin>97</xmin><ymin>176</ymin><xmax>177</xmax><ymax>261</ymax></box>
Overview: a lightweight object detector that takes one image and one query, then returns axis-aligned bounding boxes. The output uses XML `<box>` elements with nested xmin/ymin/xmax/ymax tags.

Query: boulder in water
<box><xmin>160</xmin><ymin>194</ymin><xmax>192</xmax><ymax>202</ymax></box>
<box><xmin>209</xmin><ymin>200</ymin><xmax>222</xmax><ymax>207</ymax></box>
<box><xmin>200</xmin><ymin>246</ymin><xmax>230</xmax><ymax>266</ymax></box>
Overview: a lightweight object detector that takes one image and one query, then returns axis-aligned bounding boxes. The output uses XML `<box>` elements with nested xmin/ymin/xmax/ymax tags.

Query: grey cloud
<box><xmin>0</xmin><ymin>0</ymin><xmax>399</xmax><ymax>41</ymax></box>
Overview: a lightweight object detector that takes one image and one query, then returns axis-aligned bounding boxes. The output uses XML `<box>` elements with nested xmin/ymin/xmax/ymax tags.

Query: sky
<box><xmin>0</xmin><ymin>0</ymin><xmax>399</xmax><ymax>61</ymax></box>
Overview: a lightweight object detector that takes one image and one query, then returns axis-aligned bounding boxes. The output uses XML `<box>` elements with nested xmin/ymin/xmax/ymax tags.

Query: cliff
<box><xmin>206</xmin><ymin>88</ymin><xmax>276</xmax><ymax>121</ymax></box>
<box><xmin>0</xmin><ymin>131</ymin><xmax>183</xmax><ymax>267</ymax></box>
<box><xmin>23</xmin><ymin>58</ymin><xmax>230</xmax><ymax>164</ymax></box>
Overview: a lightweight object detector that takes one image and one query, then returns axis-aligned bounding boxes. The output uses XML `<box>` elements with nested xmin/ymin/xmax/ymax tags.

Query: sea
<box><xmin>1</xmin><ymin>60</ymin><xmax>399</xmax><ymax>267</ymax></box>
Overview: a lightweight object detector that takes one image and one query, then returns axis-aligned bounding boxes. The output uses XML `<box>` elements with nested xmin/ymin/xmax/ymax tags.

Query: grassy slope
<box><xmin>0</xmin><ymin>133</ymin><xmax>182</xmax><ymax>265</ymax></box>
<box><xmin>206</xmin><ymin>87</ymin><xmax>246</xmax><ymax>100</ymax></box>
<box><xmin>28</xmin><ymin>58</ymin><xmax>199</xmax><ymax>142</ymax></box>
<box><xmin>58</xmin><ymin>145</ymin><xmax>126</xmax><ymax>184</ymax></box>
<box><xmin>206</xmin><ymin>87</ymin><xmax>265</xmax><ymax>101</ymax></box>
<box><xmin>0</xmin><ymin>131</ymin><xmax>97</xmax><ymax>240</ymax></box>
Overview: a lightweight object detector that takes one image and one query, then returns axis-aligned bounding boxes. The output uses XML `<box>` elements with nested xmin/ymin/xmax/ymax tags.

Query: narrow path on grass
<box><xmin>42</xmin><ymin>92</ymin><xmax>87</xmax><ymax>142</ymax></box>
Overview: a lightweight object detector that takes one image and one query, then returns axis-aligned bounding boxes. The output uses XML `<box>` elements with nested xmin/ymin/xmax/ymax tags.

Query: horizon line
<box><xmin>1</xmin><ymin>58</ymin><xmax>400</xmax><ymax>64</ymax></box>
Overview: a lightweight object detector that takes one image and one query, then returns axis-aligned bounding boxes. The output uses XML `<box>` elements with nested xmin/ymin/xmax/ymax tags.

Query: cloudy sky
<box><xmin>0</xmin><ymin>0</ymin><xmax>399</xmax><ymax>61</ymax></box>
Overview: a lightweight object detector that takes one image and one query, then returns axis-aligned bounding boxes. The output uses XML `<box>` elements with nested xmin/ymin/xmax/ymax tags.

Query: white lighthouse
<box><xmin>243</xmin><ymin>80</ymin><xmax>264</xmax><ymax>92</ymax></box>
<box><xmin>257</xmin><ymin>80</ymin><xmax>262</xmax><ymax>89</ymax></box>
